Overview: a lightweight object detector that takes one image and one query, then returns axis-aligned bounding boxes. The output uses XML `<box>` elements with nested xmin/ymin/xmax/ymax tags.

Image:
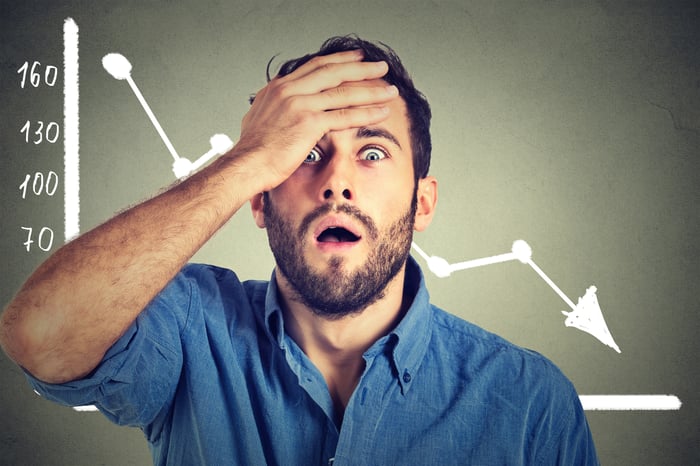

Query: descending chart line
<box><xmin>412</xmin><ymin>240</ymin><xmax>621</xmax><ymax>353</ymax></box>
<box><xmin>63</xmin><ymin>18</ymin><xmax>79</xmax><ymax>243</ymax></box>
<box><xmin>101</xmin><ymin>53</ymin><xmax>181</xmax><ymax>163</ymax></box>
<box><xmin>101</xmin><ymin>53</ymin><xmax>233</xmax><ymax>179</ymax></box>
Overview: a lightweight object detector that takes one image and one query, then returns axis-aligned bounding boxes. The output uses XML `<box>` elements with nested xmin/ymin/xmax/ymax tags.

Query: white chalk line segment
<box><xmin>411</xmin><ymin>242</ymin><xmax>430</xmax><ymax>262</ymax></box>
<box><xmin>123</xmin><ymin>68</ymin><xmax>181</xmax><ymax>162</ymax></box>
<box><xmin>450</xmin><ymin>251</ymin><xmax>519</xmax><ymax>272</ymax></box>
<box><xmin>63</xmin><ymin>18</ymin><xmax>79</xmax><ymax>242</ymax></box>
<box><xmin>579</xmin><ymin>395</ymin><xmax>682</xmax><ymax>411</ymax></box>
<box><xmin>525</xmin><ymin>258</ymin><xmax>577</xmax><ymax>311</ymax></box>
<box><xmin>190</xmin><ymin>135</ymin><xmax>234</xmax><ymax>172</ymax></box>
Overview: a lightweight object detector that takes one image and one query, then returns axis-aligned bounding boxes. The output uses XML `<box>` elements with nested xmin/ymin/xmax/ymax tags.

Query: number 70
<box><xmin>20</xmin><ymin>227</ymin><xmax>54</xmax><ymax>252</ymax></box>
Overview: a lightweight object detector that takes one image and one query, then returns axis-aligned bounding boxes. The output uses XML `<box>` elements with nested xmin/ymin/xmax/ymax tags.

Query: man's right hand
<box><xmin>235</xmin><ymin>49</ymin><xmax>399</xmax><ymax>192</ymax></box>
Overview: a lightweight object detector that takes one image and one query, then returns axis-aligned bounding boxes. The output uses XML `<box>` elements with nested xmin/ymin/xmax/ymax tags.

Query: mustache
<box><xmin>299</xmin><ymin>203</ymin><xmax>379</xmax><ymax>241</ymax></box>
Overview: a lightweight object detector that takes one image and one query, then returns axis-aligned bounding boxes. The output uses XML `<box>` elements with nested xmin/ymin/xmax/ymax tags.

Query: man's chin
<box><xmin>279</xmin><ymin>260</ymin><xmax>387</xmax><ymax>318</ymax></box>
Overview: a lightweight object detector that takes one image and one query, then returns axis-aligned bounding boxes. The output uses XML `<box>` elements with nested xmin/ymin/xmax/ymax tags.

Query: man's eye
<box><xmin>304</xmin><ymin>147</ymin><xmax>323</xmax><ymax>164</ymax></box>
<box><xmin>360</xmin><ymin>147</ymin><xmax>387</xmax><ymax>161</ymax></box>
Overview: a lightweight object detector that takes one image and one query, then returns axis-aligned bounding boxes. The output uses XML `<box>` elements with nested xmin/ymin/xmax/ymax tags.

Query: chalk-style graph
<box><xmin>412</xmin><ymin>240</ymin><xmax>621</xmax><ymax>353</ymax></box>
<box><xmin>51</xmin><ymin>20</ymin><xmax>680</xmax><ymax>412</ymax></box>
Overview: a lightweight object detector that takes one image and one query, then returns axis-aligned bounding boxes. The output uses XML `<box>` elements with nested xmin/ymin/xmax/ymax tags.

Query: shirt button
<box><xmin>403</xmin><ymin>370</ymin><xmax>412</xmax><ymax>383</ymax></box>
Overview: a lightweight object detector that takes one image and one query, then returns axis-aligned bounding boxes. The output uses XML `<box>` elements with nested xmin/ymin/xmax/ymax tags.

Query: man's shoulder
<box><xmin>427</xmin><ymin>305</ymin><xmax>572</xmax><ymax>386</ymax></box>
<box><xmin>428</xmin><ymin>304</ymin><xmax>521</xmax><ymax>351</ymax></box>
<box><xmin>150</xmin><ymin>263</ymin><xmax>271</xmax><ymax>324</ymax></box>
<box><xmin>177</xmin><ymin>263</ymin><xmax>269</xmax><ymax>301</ymax></box>
<box><xmin>422</xmin><ymin>306</ymin><xmax>597</xmax><ymax>465</ymax></box>
<box><xmin>180</xmin><ymin>263</ymin><xmax>264</xmax><ymax>286</ymax></box>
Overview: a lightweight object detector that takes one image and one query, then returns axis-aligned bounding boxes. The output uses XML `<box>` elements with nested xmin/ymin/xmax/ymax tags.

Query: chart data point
<box><xmin>210</xmin><ymin>133</ymin><xmax>233</xmax><ymax>153</ymax></box>
<box><xmin>172</xmin><ymin>157</ymin><xmax>194</xmax><ymax>179</ymax></box>
<box><xmin>101</xmin><ymin>53</ymin><xmax>132</xmax><ymax>80</ymax></box>
<box><xmin>512</xmin><ymin>239</ymin><xmax>532</xmax><ymax>263</ymax></box>
<box><xmin>428</xmin><ymin>256</ymin><xmax>452</xmax><ymax>277</ymax></box>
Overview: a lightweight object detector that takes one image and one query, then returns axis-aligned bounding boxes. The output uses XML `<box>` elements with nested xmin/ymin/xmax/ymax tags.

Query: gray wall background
<box><xmin>1</xmin><ymin>0</ymin><xmax>698</xmax><ymax>464</ymax></box>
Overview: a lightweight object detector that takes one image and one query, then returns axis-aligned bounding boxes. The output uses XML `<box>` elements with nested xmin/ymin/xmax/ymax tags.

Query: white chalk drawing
<box><xmin>412</xmin><ymin>240</ymin><xmax>621</xmax><ymax>353</ymax></box>
<box><xmin>101</xmin><ymin>53</ymin><xmax>233</xmax><ymax>179</ymax></box>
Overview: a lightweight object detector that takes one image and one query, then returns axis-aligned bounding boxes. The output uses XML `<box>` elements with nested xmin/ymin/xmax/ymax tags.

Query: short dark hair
<box><xmin>261</xmin><ymin>35</ymin><xmax>432</xmax><ymax>179</ymax></box>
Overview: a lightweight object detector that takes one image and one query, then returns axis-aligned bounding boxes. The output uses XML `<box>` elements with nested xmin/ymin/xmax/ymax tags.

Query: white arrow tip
<box><xmin>102</xmin><ymin>53</ymin><xmax>132</xmax><ymax>80</ymax></box>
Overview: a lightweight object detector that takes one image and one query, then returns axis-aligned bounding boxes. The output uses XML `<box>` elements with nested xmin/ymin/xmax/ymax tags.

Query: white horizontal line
<box><xmin>72</xmin><ymin>405</ymin><xmax>99</xmax><ymax>412</ymax></box>
<box><xmin>70</xmin><ymin>395</ymin><xmax>682</xmax><ymax>413</ymax></box>
<box><xmin>579</xmin><ymin>395</ymin><xmax>682</xmax><ymax>411</ymax></box>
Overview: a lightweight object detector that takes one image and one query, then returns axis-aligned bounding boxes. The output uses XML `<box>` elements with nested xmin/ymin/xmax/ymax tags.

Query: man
<box><xmin>0</xmin><ymin>36</ymin><xmax>599</xmax><ymax>465</ymax></box>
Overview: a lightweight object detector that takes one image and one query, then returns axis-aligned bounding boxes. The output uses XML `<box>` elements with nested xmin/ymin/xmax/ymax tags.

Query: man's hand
<box><xmin>237</xmin><ymin>49</ymin><xmax>399</xmax><ymax>192</ymax></box>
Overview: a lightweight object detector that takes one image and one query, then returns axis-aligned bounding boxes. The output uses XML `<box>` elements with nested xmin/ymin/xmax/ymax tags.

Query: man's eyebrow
<box><xmin>356</xmin><ymin>126</ymin><xmax>402</xmax><ymax>149</ymax></box>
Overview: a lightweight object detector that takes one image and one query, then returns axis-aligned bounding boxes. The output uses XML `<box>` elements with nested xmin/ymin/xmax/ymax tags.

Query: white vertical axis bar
<box><xmin>63</xmin><ymin>17</ymin><xmax>80</xmax><ymax>243</ymax></box>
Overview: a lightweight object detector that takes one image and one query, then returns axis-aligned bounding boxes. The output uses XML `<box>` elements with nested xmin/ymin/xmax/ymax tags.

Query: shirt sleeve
<box><xmin>556</xmin><ymin>395</ymin><xmax>600</xmax><ymax>465</ymax></box>
<box><xmin>25</xmin><ymin>268</ymin><xmax>195</xmax><ymax>429</ymax></box>
<box><xmin>534</xmin><ymin>375</ymin><xmax>601</xmax><ymax>465</ymax></box>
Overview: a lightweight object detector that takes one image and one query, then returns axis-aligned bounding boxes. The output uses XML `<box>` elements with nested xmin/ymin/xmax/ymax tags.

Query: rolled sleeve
<box><xmin>26</xmin><ymin>270</ymin><xmax>194</xmax><ymax>428</ymax></box>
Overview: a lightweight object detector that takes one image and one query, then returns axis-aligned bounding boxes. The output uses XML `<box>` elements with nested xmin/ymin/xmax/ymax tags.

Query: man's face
<box><xmin>259</xmin><ymin>79</ymin><xmax>423</xmax><ymax>318</ymax></box>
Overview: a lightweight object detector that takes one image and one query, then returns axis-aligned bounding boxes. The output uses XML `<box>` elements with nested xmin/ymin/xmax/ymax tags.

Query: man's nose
<box><xmin>318</xmin><ymin>152</ymin><xmax>355</xmax><ymax>203</ymax></box>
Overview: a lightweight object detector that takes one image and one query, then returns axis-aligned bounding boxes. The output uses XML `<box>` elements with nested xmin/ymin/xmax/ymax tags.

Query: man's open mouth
<box><xmin>316</xmin><ymin>227</ymin><xmax>361</xmax><ymax>243</ymax></box>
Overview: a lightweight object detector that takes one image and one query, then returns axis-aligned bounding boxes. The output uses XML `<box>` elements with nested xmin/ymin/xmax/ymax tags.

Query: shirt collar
<box><xmin>263</xmin><ymin>273</ymin><xmax>286</xmax><ymax>349</ymax></box>
<box><xmin>365</xmin><ymin>256</ymin><xmax>432</xmax><ymax>395</ymax></box>
<box><xmin>262</xmin><ymin>256</ymin><xmax>433</xmax><ymax>393</ymax></box>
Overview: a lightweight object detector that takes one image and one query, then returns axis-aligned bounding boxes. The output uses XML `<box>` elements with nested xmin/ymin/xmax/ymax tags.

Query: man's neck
<box><xmin>276</xmin><ymin>265</ymin><xmax>409</xmax><ymax>420</ymax></box>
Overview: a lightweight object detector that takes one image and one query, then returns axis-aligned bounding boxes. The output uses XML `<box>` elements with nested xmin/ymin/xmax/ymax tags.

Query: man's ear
<box><xmin>414</xmin><ymin>176</ymin><xmax>437</xmax><ymax>232</ymax></box>
<box><xmin>250</xmin><ymin>193</ymin><xmax>267</xmax><ymax>229</ymax></box>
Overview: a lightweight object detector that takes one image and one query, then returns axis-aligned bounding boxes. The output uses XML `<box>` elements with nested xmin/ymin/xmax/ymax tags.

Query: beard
<box><xmin>263</xmin><ymin>189</ymin><xmax>417</xmax><ymax>319</ymax></box>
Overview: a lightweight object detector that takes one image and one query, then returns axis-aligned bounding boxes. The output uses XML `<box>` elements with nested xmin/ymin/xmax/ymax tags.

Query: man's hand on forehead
<box><xmin>237</xmin><ymin>50</ymin><xmax>399</xmax><ymax>192</ymax></box>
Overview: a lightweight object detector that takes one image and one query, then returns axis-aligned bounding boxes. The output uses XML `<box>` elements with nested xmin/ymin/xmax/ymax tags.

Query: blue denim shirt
<box><xmin>28</xmin><ymin>258</ymin><xmax>598</xmax><ymax>465</ymax></box>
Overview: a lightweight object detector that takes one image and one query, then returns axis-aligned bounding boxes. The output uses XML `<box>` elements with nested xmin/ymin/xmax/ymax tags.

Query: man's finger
<box><xmin>275</xmin><ymin>49</ymin><xmax>364</xmax><ymax>83</ymax></box>
<box><xmin>320</xmin><ymin>105</ymin><xmax>392</xmax><ymax>133</ymax></box>
<box><xmin>312</xmin><ymin>83</ymin><xmax>398</xmax><ymax>111</ymax></box>
<box><xmin>273</xmin><ymin>60</ymin><xmax>389</xmax><ymax>99</ymax></box>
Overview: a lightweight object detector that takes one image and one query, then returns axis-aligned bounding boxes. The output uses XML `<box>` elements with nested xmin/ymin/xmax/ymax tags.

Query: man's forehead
<box><xmin>318</xmin><ymin>123</ymin><xmax>408</xmax><ymax>152</ymax></box>
<box><xmin>324</xmin><ymin>78</ymin><xmax>410</xmax><ymax>147</ymax></box>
